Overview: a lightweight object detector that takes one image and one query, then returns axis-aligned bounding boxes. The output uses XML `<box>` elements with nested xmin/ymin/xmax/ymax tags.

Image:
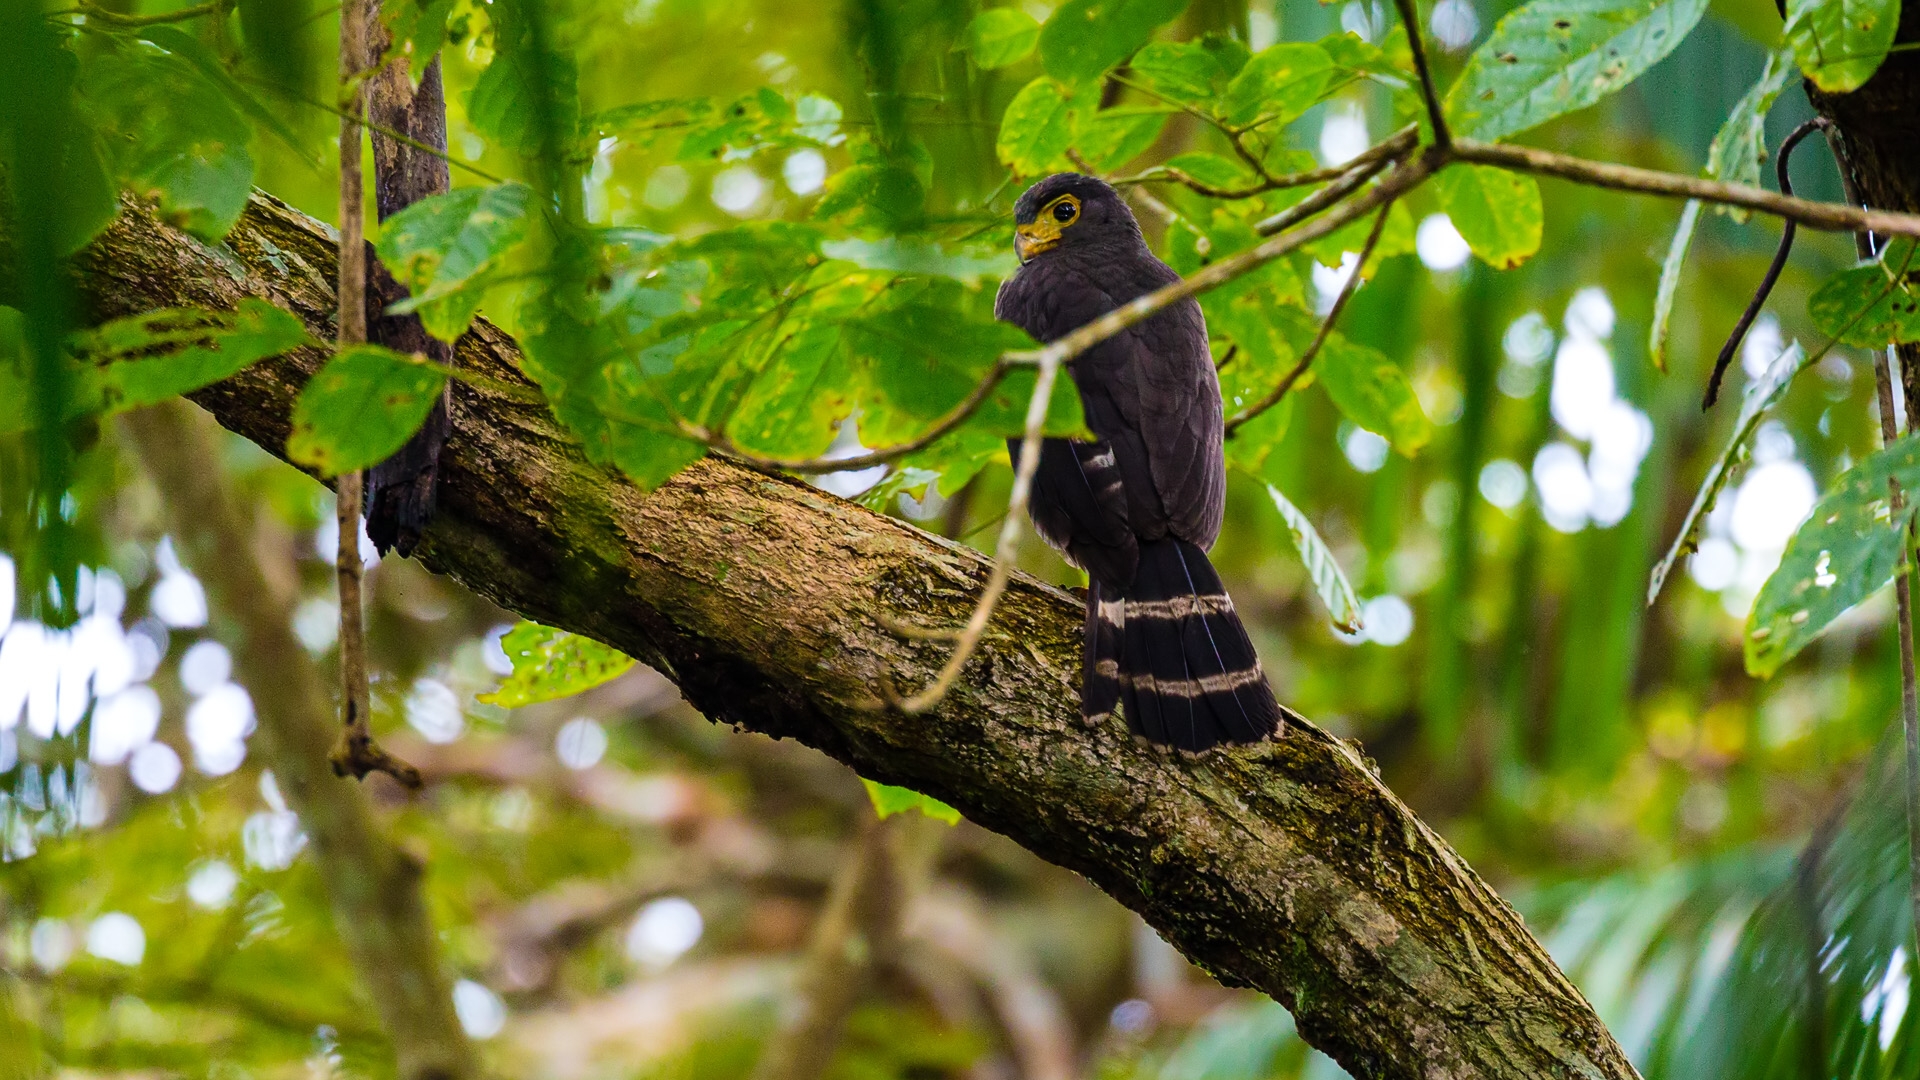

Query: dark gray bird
<box><xmin>994</xmin><ymin>173</ymin><xmax>1284</xmax><ymax>751</ymax></box>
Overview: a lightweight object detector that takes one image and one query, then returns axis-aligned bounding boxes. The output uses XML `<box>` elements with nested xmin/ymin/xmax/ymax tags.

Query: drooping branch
<box><xmin>60</xmin><ymin>189</ymin><xmax>1638</xmax><ymax>1080</ymax></box>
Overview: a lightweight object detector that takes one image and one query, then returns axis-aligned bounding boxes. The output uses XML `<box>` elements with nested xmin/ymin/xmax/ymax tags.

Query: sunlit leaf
<box><xmin>287</xmin><ymin>345</ymin><xmax>449</xmax><ymax>477</ymax></box>
<box><xmin>1130</xmin><ymin>40</ymin><xmax>1229</xmax><ymax>107</ymax></box>
<box><xmin>1807</xmin><ymin>240</ymin><xmax>1920</xmax><ymax>348</ymax></box>
<box><xmin>376</xmin><ymin>182</ymin><xmax>534</xmax><ymax>341</ymax></box>
<box><xmin>1313</xmin><ymin>331</ymin><xmax>1431</xmax><ymax>454</ymax></box>
<box><xmin>1037</xmin><ymin>0</ymin><xmax>1190</xmax><ymax>84</ymax></box>
<box><xmin>1783</xmin><ymin>0</ymin><xmax>1897</xmax><ymax>93</ymax></box>
<box><xmin>1746</xmin><ymin>434</ymin><xmax>1920</xmax><ymax>677</ymax></box>
<box><xmin>1265</xmin><ymin>483</ymin><xmax>1363</xmax><ymax>633</ymax></box>
<box><xmin>1648</xmin><ymin>199</ymin><xmax>1701</xmax><ymax>372</ymax></box>
<box><xmin>479</xmin><ymin>621</ymin><xmax>635</xmax><ymax>707</ymax></box>
<box><xmin>467</xmin><ymin>35</ymin><xmax>580</xmax><ymax>155</ymax></box>
<box><xmin>1219</xmin><ymin>42</ymin><xmax>1334</xmax><ymax>127</ymax></box>
<box><xmin>862</xmin><ymin>778</ymin><xmax>962</xmax><ymax>824</ymax></box>
<box><xmin>1071</xmin><ymin>104</ymin><xmax>1170</xmax><ymax>172</ymax></box>
<box><xmin>1446</xmin><ymin>0</ymin><xmax>1708</xmax><ymax>142</ymax></box>
<box><xmin>819</xmin><ymin>237</ymin><xmax>1016</xmax><ymax>285</ymax></box>
<box><xmin>78</xmin><ymin>298</ymin><xmax>310</xmax><ymax>414</ymax></box>
<box><xmin>1432</xmin><ymin>165</ymin><xmax>1543</xmax><ymax>269</ymax></box>
<box><xmin>1163</xmin><ymin>151</ymin><xmax>1258</xmax><ymax>192</ymax></box>
<box><xmin>996</xmin><ymin>77</ymin><xmax>1075</xmax><ymax>175</ymax></box>
<box><xmin>967</xmin><ymin>8</ymin><xmax>1041</xmax><ymax>70</ymax></box>
<box><xmin>1648</xmin><ymin>342</ymin><xmax>1808</xmax><ymax>605</ymax></box>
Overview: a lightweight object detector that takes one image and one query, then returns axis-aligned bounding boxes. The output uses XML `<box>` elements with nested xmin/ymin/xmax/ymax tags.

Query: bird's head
<box><xmin>1011</xmin><ymin>173</ymin><xmax>1139</xmax><ymax>264</ymax></box>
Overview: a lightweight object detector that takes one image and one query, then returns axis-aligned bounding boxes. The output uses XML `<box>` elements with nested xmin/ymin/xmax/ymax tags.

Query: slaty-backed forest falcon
<box><xmin>994</xmin><ymin>173</ymin><xmax>1285</xmax><ymax>752</ymax></box>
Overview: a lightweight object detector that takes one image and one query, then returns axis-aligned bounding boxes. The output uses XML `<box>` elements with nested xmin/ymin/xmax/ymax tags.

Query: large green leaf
<box><xmin>376</xmin><ymin>182</ymin><xmax>534</xmax><ymax>341</ymax></box>
<box><xmin>1218</xmin><ymin>43</ymin><xmax>1334</xmax><ymax>127</ymax></box>
<box><xmin>1265</xmin><ymin>483</ymin><xmax>1363</xmax><ymax>634</ymax></box>
<box><xmin>479</xmin><ymin>621</ymin><xmax>635</xmax><ymax>707</ymax></box>
<box><xmin>967</xmin><ymin>8</ymin><xmax>1041</xmax><ymax>70</ymax></box>
<box><xmin>466</xmin><ymin>33</ymin><xmax>581</xmax><ymax>155</ymax></box>
<box><xmin>136</xmin><ymin>26</ymin><xmax>307</xmax><ymax>162</ymax></box>
<box><xmin>1807</xmin><ymin>241</ymin><xmax>1920</xmax><ymax>348</ymax></box>
<box><xmin>996</xmin><ymin>77</ymin><xmax>1075</xmax><ymax>175</ymax></box>
<box><xmin>287</xmin><ymin>345</ymin><xmax>450</xmax><ymax>476</ymax></box>
<box><xmin>862</xmin><ymin>779</ymin><xmax>962</xmax><ymax>825</ymax></box>
<box><xmin>1313</xmin><ymin>332</ymin><xmax>1431</xmax><ymax>454</ymax></box>
<box><xmin>1433</xmin><ymin>165</ymin><xmax>1543</xmax><ymax>269</ymax></box>
<box><xmin>80</xmin><ymin>298</ymin><xmax>310</xmax><ymax>413</ymax></box>
<box><xmin>1648</xmin><ymin>342</ymin><xmax>1808</xmax><ymax>605</ymax></box>
<box><xmin>1783</xmin><ymin>0</ymin><xmax>1898</xmax><ymax>93</ymax></box>
<box><xmin>1037</xmin><ymin>0</ymin><xmax>1190</xmax><ymax>84</ymax></box>
<box><xmin>1747</xmin><ymin>434</ymin><xmax>1920</xmax><ymax>677</ymax></box>
<box><xmin>1446</xmin><ymin>0</ymin><xmax>1708</xmax><ymax>142</ymax></box>
<box><xmin>1072</xmin><ymin>104</ymin><xmax>1171</xmax><ymax>172</ymax></box>
<box><xmin>1130</xmin><ymin>40</ymin><xmax>1230</xmax><ymax>108</ymax></box>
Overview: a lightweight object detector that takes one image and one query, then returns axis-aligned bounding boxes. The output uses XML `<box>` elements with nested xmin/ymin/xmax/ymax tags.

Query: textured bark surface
<box><xmin>63</xmin><ymin>191</ymin><xmax>1636</xmax><ymax>1080</ymax></box>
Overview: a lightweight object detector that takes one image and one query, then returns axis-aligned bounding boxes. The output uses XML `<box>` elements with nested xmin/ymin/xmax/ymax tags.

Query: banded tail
<box><xmin>1082</xmin><ymin>538</ymin><xmax>1284</xmax><ymax>751</ymax></box>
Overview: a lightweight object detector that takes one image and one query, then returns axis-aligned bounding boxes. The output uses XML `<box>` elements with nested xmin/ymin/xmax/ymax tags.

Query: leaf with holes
<box><xmin>1807</xmin><ymin>241</ymin><xmax>1920</xmax><ymax>348</ymax></box>
<box><xmin>1266</xmin><ymin>483</ymin><xmax>1363</xmax><ymax>633</ymax></box>
<box><xmin>1446</xmin><ymin>0</ymin><xmax>1708</xmax><ymax>142</ymax></box>
<box><xmin>1649</xmin><ymin>199</ymin><xmax>1701</xmax><ymax>372</ymax></box>
<box><xmin>287</xmin><ymin>345</ymin><xmax>450</xmax><ymax>476</ymax></box>
<box><xmin>1219</xmin><ymin>42</ymin><xmax>1335</xmax><ymax>127</ymax></box>
<box><xmin>968</xmin><ymin>8</ymin><xmax>1041</xmax><ymax>69</ymax></box>
<box><xmin>1648</xmin><ymin>342</ymin><xmax>1808</xmax><ymax>605</ymax></box>
<box><xmin>996</xmin><ymin>77</ymin><xmax>1076</xmax><ymax>175</ymax></box>
<box><xmin>1434</xmin><ymin>165</ymin><xmax>1543</xmax><ymax>269</ymax></box>
<box><xmin>78</xmin><ymin>298</ymin><xmax>310</xmax><ymax>415</ymax></box>
<box><xmin>377</xmin><ymin>182</ymin><xmax>534</xmax><ymax>341</ymax></box>
<box><xmin>1783</xmin><ymin>0</ymin><xmax>1898</xmax><ymax>93</ymax></box>
<box><xmin>1747</xmin><ymin>435</ymin><xmax>1920</xmax><ymax>677</ymax></box>
<box><xmin>1037</xmin><ymin>0</ymin><xmax>1190</xmax><ymax>84</ymax></box>
<box><xmin>862</xmin><ymin>779</ymin><xmax>962</xmax><ymax>824</ymax></box>
<box><xmin>479</xmin><ymin>622</ymin><xmax>636</xmax><ymax>707</ymax></box>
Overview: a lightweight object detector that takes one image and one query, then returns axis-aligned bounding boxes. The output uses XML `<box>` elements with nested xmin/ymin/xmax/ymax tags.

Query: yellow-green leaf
<box><xmin>1433</xmin><ymin>165</ymin><xmax>1542</xmax><ymax>270</ymax></box>
<box><xmin>287</xmin><ymin>345</ymin><xmax>449</xmax><ymax>477</ymax></box>
<box><xmin>479</xmin><ymin>622</ymin><xmax>636</xmax><ymax>708</ymax></box>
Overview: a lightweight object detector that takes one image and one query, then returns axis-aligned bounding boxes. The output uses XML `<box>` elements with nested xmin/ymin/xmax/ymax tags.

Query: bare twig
<box><xmin>1111</xmin><ymin>125</ymin><xmax>1417</xmax><ymax>202</ymax></box>
<box><xmin>1702</xmin><ymin>118</ymin><xmax>1829</xmax><ymax>409</ymax></box>
<box><xmin>1455</xmin><ymin>138</ymin><xmax>1920</xmax><ymax>238</ymax></box>
<box><xmin>328</xmin><ymin>0</ymin><xmax>420</xmax><ymax>788</ymax></box>
<box><xmin>1390</xmin><ymin>0</ymin><xmax>1450</xmax><ymax>150</ymax></box>
<box><xmin>1226</xmin><ymin>200</ymin><xmax>1395</xmax><ymax>435</ymax></box>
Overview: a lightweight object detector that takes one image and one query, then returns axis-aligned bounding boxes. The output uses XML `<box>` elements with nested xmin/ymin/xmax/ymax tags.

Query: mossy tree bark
<box><xmin>49</xmin><ymin>191</ymin><xmax>1636</xmax><ymax>1080</ymax></box>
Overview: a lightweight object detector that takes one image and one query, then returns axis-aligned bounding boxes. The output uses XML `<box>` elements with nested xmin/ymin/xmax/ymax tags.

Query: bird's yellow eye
<box><xmin>1048</xmin><ymin>195</ymin><xmax>1080</xmax><ymax>225</ymax></box>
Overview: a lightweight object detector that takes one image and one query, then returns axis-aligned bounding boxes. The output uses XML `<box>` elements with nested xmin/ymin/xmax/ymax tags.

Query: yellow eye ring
<box><xmin>1045</xmin><ymin>194</ymin><xmax>1080</xmax><ymax>225</ymax></box>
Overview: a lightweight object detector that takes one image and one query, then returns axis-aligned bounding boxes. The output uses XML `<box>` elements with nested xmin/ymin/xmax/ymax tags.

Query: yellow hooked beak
<box><xmin>1015</xmin><ymin>220</ymin><xmax>1061</xmax><ymax>263</ymax></box>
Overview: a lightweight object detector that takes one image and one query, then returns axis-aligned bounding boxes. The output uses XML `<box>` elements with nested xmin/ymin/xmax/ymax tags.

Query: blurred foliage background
<box><xmin>3</xmin><ymin>0</ymin><xmax>1919</xmax><ymax>1077</ymax></box>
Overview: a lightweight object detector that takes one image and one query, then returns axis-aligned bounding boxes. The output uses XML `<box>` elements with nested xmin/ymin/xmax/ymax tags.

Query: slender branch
<box><xmin>1112</xmin><ymin>126</ymin><xmax>1417</xmax><ymax>202</ymax></box>
<box><xmin>1390</xmin><ymin>0</ymin><xmax>1450</xmax><ymax>150</ymax></box>
<box><xmin>882</xmin><ymin>351</ymin><xmax>1061</xmax><ymax>714</ymax></box>
<box><xmin>1702</xmin><ymin>118</ymin><xmax>1829</xmax><ymax>409</ymax></box>
<box><xmin>1456</xmin><ymin>138</ymin><xmax>1920</xmax><ymax>238</ymax></box>
<box><xmin>1226</xmin><ymin>201</ymin><xmax>1395</xmax><ymax>435</ymax></box>
<box><xmin>328</xmin><ymin>0</ymin><xmax>419</xmax><ymax>787</ymax></box>
<box><xmin>1251</xmin><ymin>153</ymin><xmax>1396</xmax><ymax>236</ymax></box>
<box><xmin>237</xmin><ymin>73</ymin><xmax>510</xmax><ymax>186</ymax></box>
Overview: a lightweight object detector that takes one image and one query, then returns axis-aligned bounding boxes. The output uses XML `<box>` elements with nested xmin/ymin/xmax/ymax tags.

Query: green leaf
<box><xmin>1648</xmin><ymin>342</ymin><xmax>1808</xmax><ymax>605</ymax></box>
<box><xmin>1432</xmin><ymin>165</ymin><xmax>1543</xmax><ymax>269</ymax></box>
<box><xmin>1446</xmin><ymin>0</ymin><xmax>1708</xmax><ymax>142</ymax></box>
<box><xmin>1265</xmin><ymin>484</ymin><xmax>1363</xmax><ymax>634</ymax></box>
<box><xmin>819</xmin><ymin>237</ymin><xmax>1016</xmax><ymax>285</ymax></box>
<box><xmin>996</xmin><ymin>77</ymin><xmax>1075</xmax><ymax>175</ymax></box>
<box><xmin>1783</xmin><ymin>0</ymin><xmax>1897</xmax><ymax>93</ymax></box>
<box><xmin>136</xmin><ymin>25</ymin><xmax>308</xmax><ymax>163</ymax></box>
<box><xmin>1648</xmin><ymin>199</ymin><xmax>1701</xmax><ymax>372</ymax></box>
<box><xmin>861</xmin><ymin>779</ymin><xmax>962</xmax><ymax>825</ymax></box>
<box><xmin>376</xmin><ymin>182</ymin><xmax>534</xmax><ymax>341</ymax></box>
<box><xmin>80</xmin><ymin>298</ymin><xmax>309</xmax><ymax>413</ymax></box>
<box><xmin>1705</xmin><ymin>49</ymin><xmax>1795</xmax><ymax>220</ymax></box>
<box><xmin>1314</xmin><ymin>332</ymin><xmax>1431</xmax><ymax>454</ymax></box>
<box><xmin>1130</xmin><ymin>40</ymin><xmax>1229</xmax><ymax>107</ymax></box>
<box><xmin>1746</xmin><ymin>434</ymin><xmax>1920</xmax><ymax>677</ymax></box>
<box><xmin>1219</xmin><ymin>42</ymin><xmax>1335</xmax><ymax>127</ymax></box>
<box><xmin>967</xmin><ymin>8</ymin><xmax>1041</xmax><ymax>69</ymax></box>
<box><xmin>467</xmin><ymin>42</ymin><xmax>581</xmax><ymax>155</ymax></box>
<box><xmin>287</xmin><ymin>345</ymin><xmax>450</xmax><ymax>476</ymax></box>
<box><xmin>1071</xmin><ymin>105</ymin><xmax>1171</xmax><ymax>172</ymax></box>
<box><xmin>1038</xmin><ymin>0</ymin><xmax>1190</xmax><ymax>84</ymax></box>
<box><xmin>1807</xmin><ymin>241</ymin><xmax>1920</xmax><ymax>348</ymax></box>
<box><xmin>479</xmin><ymin>622</ymin><xmax>635</xmax><ymax>707</ymax></box>
<box><xmin>382</xmin><ymin>0</ymin><xmax>458</xmax><ymax>82</ymax></box>
<box><xmin>1163</xmin><ymin>151</ymin><xmax>1258</xmax><ymax>192</ymax></box>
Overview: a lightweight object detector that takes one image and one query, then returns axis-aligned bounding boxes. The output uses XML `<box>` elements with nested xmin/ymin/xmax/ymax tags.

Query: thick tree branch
<box><xmin>119</xmin><ymin>402</ymin><xmax>475</xmax><ymax>1080</ymax></box>
<box><xmin>61</xmin><ymin>189</ymin><xmax>1637</xmax><ymax>1080</ymax></box>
